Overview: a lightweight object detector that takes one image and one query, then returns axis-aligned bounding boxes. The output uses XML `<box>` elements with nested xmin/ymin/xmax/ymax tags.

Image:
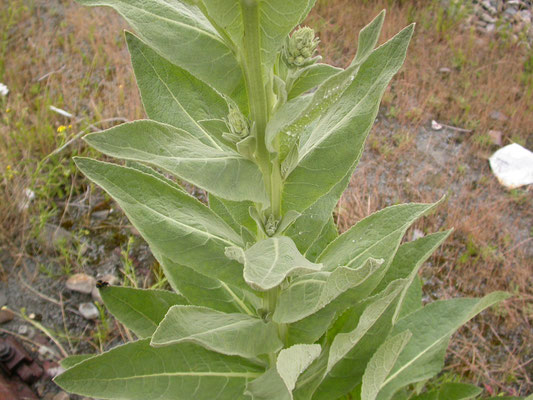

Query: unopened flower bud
<box><xmin>264</xmin><ymin>214</ymin><xmax>279</xmax><ymax>236</ymax></box>
<box><xmin>223</xmin><ymin>105</ymin><xmax>250</xmax><ymax>144</ymax></box>
<box><xmin>283</xmin><ymin>27</ymin><xmax>319</xmax><ymax>68</ymax></box>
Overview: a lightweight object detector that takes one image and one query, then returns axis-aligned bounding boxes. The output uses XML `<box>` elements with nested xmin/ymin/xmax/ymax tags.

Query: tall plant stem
<box><xmin>240</xmin><ymin>0</ymin><xmax>282</xmax><ymax>218</ymax></box>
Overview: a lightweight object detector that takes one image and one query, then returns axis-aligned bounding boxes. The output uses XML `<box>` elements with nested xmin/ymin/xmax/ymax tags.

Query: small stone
<box><xmin>66</xmin><ymin>273</ymin><xmax>96</xmax><ymax>294</ymax></box>
<box><xmin>488</xmin><ymin>130</ymin><xmax>503</xmax><ymax>146</ymax></box>
<box><xmin>480</xmin><ymin>12</ymin><xmax>496</xmax><ymax>23</ymax></box>
<box><xmin>490</xmin><ymin>110</ymin><xmax>509</xmax><ymax>122</ymax></box>
<box><xmin>36</xmin><ymin>384</ymin><xmax>47</xmax><ymax>398</ymax></box>
<box><xmin>38</xmin><ymin>345</ymin><xmax>57</xmax><ymax>360</ymax></box>
<box><xmin>38</xmin><ymin>223</ymin><xmax>73</xmax><ymax>252</ymax></box>
<box><xmin>79</xmin><ymin>302</ymin><xmax>99</xmax><ymax>320</ymax></box>
<box><xmin>431</xmin><ymin>120</ymin><xmax>443</xmax><ymax>131</ymax></box>
<box><xmin>485</xmin><ymin>23</ymin><xmax>496</xmax><ymax>33</ymax></box>
<box><xmin>504</xmin><ymin>7</ymin><xmax>518</xmax><ymax>17</ymax></box>
<box><xmin>438</xmin><ymin>67</ymin><xmax>452</xmax><ymax>74</ymax></box>
<box><xmin>519</xmin><ymin>10</ymin><xmax>531</xmax><ymax>24</ymax></box>
<box><xmin>53</xmin><ymin>392</ymin><xmax>70</xmax><ymax>400</ymax></box>
<box><xmin>480</xmin><ymin>0</ymin><xmax>497</xmax><ymax>15</ymax></box>
<box><xmin>0</xmin><ymin>308</ymin><xmax>14</xmax><ymax>324</ymax></box>
<box><xmin>91</xmin><ymin>210</ymin><xmax>110</xmax><ymax>221</ymax></box>
<box><xmin>18</xmin><ymin>325</ymin><xmax>35</xmax><ymax>338</ymax></box>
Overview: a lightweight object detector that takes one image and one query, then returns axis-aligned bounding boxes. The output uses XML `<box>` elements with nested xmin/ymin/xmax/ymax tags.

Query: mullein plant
<box><xmin>55</xmin><ymin>1</ymin><xmax>513</xmax><ymax>399</ymax></box>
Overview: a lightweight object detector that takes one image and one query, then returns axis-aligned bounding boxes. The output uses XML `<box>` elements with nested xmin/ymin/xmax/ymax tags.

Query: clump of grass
<box><xmin>0</xmin><ymin>0</ymin><xmax>143</xmax><ymax>245</ymax></box>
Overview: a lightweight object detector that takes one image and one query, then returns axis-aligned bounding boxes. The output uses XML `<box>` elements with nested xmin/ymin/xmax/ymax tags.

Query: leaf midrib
<box><xmin>68</xmin><ymin>371</ymin><xmax>262</xmax><ymax>381</ymax></box>
<box><xmin>157</xmin><ymin>316</ymin><xmax>261</xmax><ymax>345</ymax></box>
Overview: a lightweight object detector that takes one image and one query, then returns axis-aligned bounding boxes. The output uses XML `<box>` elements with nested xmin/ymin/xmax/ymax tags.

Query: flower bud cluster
<box><xmin>283</xmin><ymin>27</ymin><xmax>319</xmax><ymax>68</ymax></box>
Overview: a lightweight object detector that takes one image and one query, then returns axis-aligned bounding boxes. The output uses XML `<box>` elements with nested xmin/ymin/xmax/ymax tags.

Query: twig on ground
<box><xmin>18</xmin><ymin>272</ymin><xmax>60</xmax><ymax>306</ymax></box>
<box><xmin>59</xmin><ymin>292</ymin><xmax>73</xmax><ymax>353</ymax></box>
<box><xmin>0</xmin><ymin>328</ymin><xmax>42</xmax><ymax>351</ymax></box>
<box><xmin>36</xmin><ymin>65</ymin><xmax>65</xmax><ymax>82</ymax></box>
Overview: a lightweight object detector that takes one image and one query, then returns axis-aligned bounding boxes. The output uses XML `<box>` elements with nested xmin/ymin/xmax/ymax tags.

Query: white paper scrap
<box><xmin>489</xmin><ymin>143</ymin><xmax>533</xmax><ymax>189</ymax></box>
<box><xmin>0</xmin><ymin>83</ymin><xmax>9</xmax><ymax>97</ymax></box>
<box><xmin>49</xmin><ymin>105</ymin><xmax>73</xmax><ymax>118</ymax></box>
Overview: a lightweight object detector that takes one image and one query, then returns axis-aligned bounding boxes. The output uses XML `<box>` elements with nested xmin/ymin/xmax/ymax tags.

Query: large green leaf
<box><xmin>226</xmin><ymin>236</ymin><xmax>322</xmax><ymax>291</ymax></box>
<box><xmin>200</xmin><ymin>0</ymin><xmax>316</xmax><ymax>74</ymax></box>
<box><xmin>318</xmin><ymin>201</ymin><xmax>442</xmax><ymax>272</ymax></box>
<box><xmin>84</xmin><ymin>120</ymin><xmax>268</xmax><ymax>203</ymax></box>
<box><xmin>375</xmin><ymin>231</ymin><xmax>452</xmax><ymax>321</ymax></box>
<box><xmin>76</xmin><ymin>0</ymin><xmax>244</xmax><ymax>99</ymax></box>
<box><xmin>314</xmin><ymin>280</ymin><xmax>406</xmax><ymax>399</ymax></box>
<box><xmin>55</xmin><ymin>340</ymin><xmax>263</xmax><ymax>400</ymax></box>
<box><xmin>246</xmin><ymin>344</ymin><xmax>321</xmax><ymax>400</ymax></box>
<box><xmin>411</xmin><ymin>383</ymin><xmax>482</xmax><ymax>400</ymax></box>
<box><xmin>75</xmin><ymin>158</ymin><xmax>247</xmax><ymax>288</ymax></box>
<box><xmin>376</xmin><ymin>292</ymin><xmax>510</xmax><ymax>400</ymax></box>
<box><xmin>100</xmin><ymin>286</ymin><xmax>187</xmax><ymax>338</ymax></box>
<box><xmin>360</xmin><ymin>331</ymin><xmax>412</xmax><ymax>400</ymax></box>
<box><xmin>159</xmin><ymin>255</ymin><xmax>260</xmax><ymax>315</ymax></box>
<box><xmin>281</xmin><ymin>23</ymin><xmax>414</xmax><ymax>213</ymax></box>
<box><xmin>126</xmin><ymin>32</ymin><xmax>228</xmax><ymax>147</ymax></box>
<box><xmin>273</xmin><ymin>258</ymin><xmax>383</xmax><ymax>324</ymax></box>
<box><xmin>151</xmin><ymin>305</ymin><xmax>282</xmax><ymax>358</ymax></box>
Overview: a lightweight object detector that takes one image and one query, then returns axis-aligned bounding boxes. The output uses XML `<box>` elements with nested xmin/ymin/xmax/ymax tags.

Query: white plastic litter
<box><xmin>489</xmin><ymin>143</ymin><xmax>533</xmax><ymax>189</ymax></box>
<box><xmin>0</xmin><ymin>83</ymin><xmax>8</xmax><ymax>97</ymax></box>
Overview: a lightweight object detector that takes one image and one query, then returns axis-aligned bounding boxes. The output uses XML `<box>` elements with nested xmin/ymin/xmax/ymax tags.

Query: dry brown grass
<box><xmin>335</xmin><ymin>118</ymin><xmax>532</xmax><ymax>394</ymax></box>
<box><xmin>0</xmin><ymin>0</ymin><xmax>142</xmax><ymax>246</ymax></box>
<box><xmin>306</xmin><ymin>0</ymin><xmax>533</xmax><ymax>147</ymax></box>
<box><xmin>0</xmin><ymin>0</ymin><xmax>531</xmax><ymax>397</ymax></box>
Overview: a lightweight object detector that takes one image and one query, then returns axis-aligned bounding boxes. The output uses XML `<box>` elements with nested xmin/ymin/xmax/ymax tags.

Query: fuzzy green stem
<box><xmin>240</xmin><ymin>0</ymin><xmax>283</xmax><ymax>218</ymax></box>
<box><xmin>240</xmin><ymin>1</ymin><xmax>269</xmax><ymax>164</ymax></box>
